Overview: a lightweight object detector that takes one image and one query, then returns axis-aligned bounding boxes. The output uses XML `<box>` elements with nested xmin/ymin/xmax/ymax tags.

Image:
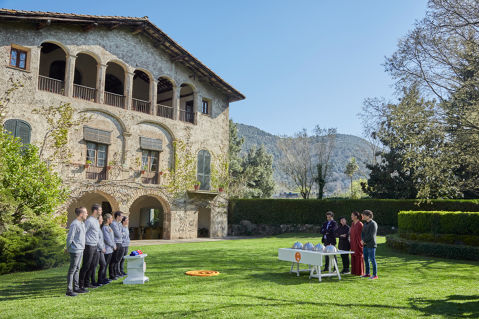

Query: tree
<box><xmin>278</xmin><ymin>129</ymin><xmax>315</xmax><ymax>199</ymax></box>
<box><xmin>228</xmin><ymin>120</ymin><xmax>276</xmax><ymax>198</ymax></box>
<box><xmin>344</xmin><ymin>157</ymin><xmax>359</xmax><ymax>198</ymax></box>
<box><xmin>241</xmin><ymin>146</ymin><xmax>275</xmax><ymax>198</ymax></box>
<box><xmin>313</xmin><ymin>127</ymin><xmax>337</xmax><ymax>199</ymax></box>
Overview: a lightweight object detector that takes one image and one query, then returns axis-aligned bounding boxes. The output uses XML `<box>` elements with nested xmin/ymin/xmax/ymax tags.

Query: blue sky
<box><xmin>0</xmin><ymin>0</ymin><xmax>429</xmax><ymax>137</ymax></box>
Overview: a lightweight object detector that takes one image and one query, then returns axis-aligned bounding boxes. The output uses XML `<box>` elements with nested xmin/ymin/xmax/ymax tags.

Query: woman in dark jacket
<box><xmin>335</xmin><ymin>217</ymin><xmax>351</xmax><ymax>274</ymax></box>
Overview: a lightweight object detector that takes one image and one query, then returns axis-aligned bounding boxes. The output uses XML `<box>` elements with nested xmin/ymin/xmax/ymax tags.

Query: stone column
<box><xmin>173</xmin><ymin>85</ymin><xmax>179</xmax><ymax>120</ymax></box>
<box><xmin>97</xmin><ymin>63</ymin><xmax>107</xmax><ymax>104</ymax></box>
<box><xmin>150</xmin><ymin>79</ymin><xmax>157</xmax><ymax>116</ymax></box>
<box><xmin>64</xmin><ymin>54</ymin><xmax>77</xmax><ymax>97</ymax></box>
<box><xmin>125</xmin><ymin>71</ymin><xmax>134</xmax><ymax>110</ymax></box>
<box><xmin>33</xmin><ymin>46</ymin><xmax>43</xmax><ymax>88</ymax></box>
<box><xmin>193</xmin><ymin>91</ymin><xmax>199</xmax><ymax>124</ymax></box>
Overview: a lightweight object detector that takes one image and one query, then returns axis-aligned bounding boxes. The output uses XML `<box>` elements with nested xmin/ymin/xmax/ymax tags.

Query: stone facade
<box><xmin>0</xmin><ymin>10</ymin><xmax>244</xmax><ymax>239</ymax></box>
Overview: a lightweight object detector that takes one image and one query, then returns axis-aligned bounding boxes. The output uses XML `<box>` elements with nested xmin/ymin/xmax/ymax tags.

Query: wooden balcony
<box><xmin>85</xmin><ymin>165</ymin><xmax>107</xmax><ymax>181</ymax></box>
<box><xmin>132</xmin><ymin>98</ymin><xmax>151</xmax><ymax>114</ymax></box>
<box><xmin>38</xmin><ymin>75</ymin><xmax>64</xmax><ymax>95</ymax></box>
<box><xmin>104</xmin><ymin>91</ymin><xmax>125</xmax><ymax>108</ymax></box>
<box><xmin>73</xmin><ymin>83</ymin><xmax>96</xmax><ymax>102</ymax></box>
<box><xmin>179</xmin><ymin>110</ymin><xmax>196</xmax><ymax>124</ymax></box>
<box><xmin>157</xmin><ymin>104</ymin><xmax>174</xmax><ymax>119</ymax></box>
<box><xmin>142</xmin><ymin>172</ymin><xmax>159</xmax><ymax>184</ymax></box>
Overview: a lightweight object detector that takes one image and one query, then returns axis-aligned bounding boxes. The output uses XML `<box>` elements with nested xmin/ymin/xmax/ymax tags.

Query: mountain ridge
<box><xmin>235</xmin><ymin>122</ymin><xmax>374</xmax><ymax>196</ymax></box>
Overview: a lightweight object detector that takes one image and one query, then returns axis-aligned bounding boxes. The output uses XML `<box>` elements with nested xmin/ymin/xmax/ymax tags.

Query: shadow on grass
<box><xmin>142</xmin><ymin>292</ymin><xmax>410</xmax><ymax>317</ymax></box>
<box><xmin>409</xmin><ymin>294</ymin><xmax>479</xmax><ymax>318</ymax></box>
<box><xmin>0</xmin><ymin>273</ymin><xmax>65</xmax><ymax>301</ymax></box>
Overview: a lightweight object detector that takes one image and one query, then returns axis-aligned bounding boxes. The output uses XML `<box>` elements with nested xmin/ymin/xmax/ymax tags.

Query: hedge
<box><xmin>399</xmin><ymin>232</ymin><xmax>479</xmax><ymax>247</ymax></box>
<box><xmin>398</xmin><ymin>211</ymin><xmax>479</xmax><ymax>236</ymax></box>
<box><xmin>386</xmin><ymin>234</ymin><xmax>479</xmax><ymax>261</ymax></box>
<box><xmin>228</xmin><ymin>199</ymin><xmax>479</xmax><ymax>227</ymax></box>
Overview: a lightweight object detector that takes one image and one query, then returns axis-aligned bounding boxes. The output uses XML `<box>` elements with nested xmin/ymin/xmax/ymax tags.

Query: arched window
<box><xmin>3</xmin><ymin>119</ymin><xmax>31</xmax><ymax>144</ymax></box>
<box><xmin>197</xmin><ymin>150</ymin><xmax>211</xmax><ymax>190</ymax></box>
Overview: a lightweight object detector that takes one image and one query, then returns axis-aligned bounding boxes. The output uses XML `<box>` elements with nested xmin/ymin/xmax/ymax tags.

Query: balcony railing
<box><xmin>157</xmin><ymin>104</ymin><xmax>174</xmax><ymax>119</ymax></box>
<box><xmin>142</xmin><ymin>172</ymin><xmax>159</xmax><ymax>184</ymax></box>
<box><xmin>104</xmin><ymin>91</ymin><xmax>125</xmax><ymax>108</ymax></box>
<box><xmin>179</xmin><ymin>109</ymin><xmax>196</xmax><ymax>124</ymax></box>
<box><xmin>86</xmin><ymin>166</ymin><xmax>107</xmax><ymax>181</ymax></box>
<box><xmin>38</xmin><ymin>75</ymin><xmax>65</xmax><ymax>95</ymax></box>
<box><xmin>132</xmin><ymin>98</ymin><xmax>151</xmax><ymax>114</ymax></box>
<box><xmin>73</xmin><ymin>83</ymin><xmax>96</xmax><ymax>102</ymax></box>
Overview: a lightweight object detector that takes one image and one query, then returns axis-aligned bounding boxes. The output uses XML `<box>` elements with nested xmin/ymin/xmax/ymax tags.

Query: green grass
<box><xmin>1</xmin><ymin>235</ymin><xmax>478</xmax><ymax>318</ymax></box>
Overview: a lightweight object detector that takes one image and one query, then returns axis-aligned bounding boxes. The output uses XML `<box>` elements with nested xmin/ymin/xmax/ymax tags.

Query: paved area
<box><xmin>130</xmin><ymin>236</ymin><xmax>259</xmax><ymax>246</ymax></box>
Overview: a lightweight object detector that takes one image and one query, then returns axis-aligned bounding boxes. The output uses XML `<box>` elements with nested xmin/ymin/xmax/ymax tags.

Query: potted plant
<box><xmin>194</xmin><ymin>180</ymin><xmax>201</xmax><ymax>191</ymax></box>
<box><xmin>141</xmin><ymin>165</ymin><xmax>148</xmax><ymax>174</ymax></box>
<box><xmin>218</xmin><ymin>184</ymin><xmax>225</xmax><ymax>192</ymax></box>
<box><xmin>107</xmin><ymin>160</ymin><xmax>115</xmax><ymax>170</ymax></box>
<box><xmin>84</xmin><ymin>160</ymin><xmax>92</xmax><ymax>168</ymax></box>
<box><xmin>159</xmin><ymin>171</ymin><xmax>164</xmax><ymax>176</ymax></box>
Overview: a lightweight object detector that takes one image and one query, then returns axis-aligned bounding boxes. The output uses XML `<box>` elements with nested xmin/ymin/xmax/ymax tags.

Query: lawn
<box><xmin>0</xmin><ymin>235</ymin><xmax>478</xmax><ymax>319</ymax></box>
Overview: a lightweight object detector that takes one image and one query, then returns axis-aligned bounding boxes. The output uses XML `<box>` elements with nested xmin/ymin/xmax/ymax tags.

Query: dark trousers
<box><xmin>103</xmin><ymin>253</ymin><xmax>113</xmax><ymax>280</ymax></box>
<box><xmin>339</xmin><ymin>240</ymin><xmax>350</xmax><ymax>271</ymax></box>
<box><xmin>67</xmin><ymin>252</ymin><xmax>82</xmax><ymax>292</ymax></box>
<box><xmin>97</xmin><ymin>252</ymin><xmax>107</xmax><ymax>283</ymax></box>
<box><xmin>89</xmin><ymin>250</ymin><xmax>100</xmax><ymax>284</ymax></box>
<box><xmin>109</xmin><ymin>249</ymin><xmax>119</xmax><ymax>279</ymax></box>
<box><xmin>325</xmin><ymin>255</ymin><xmax>338</xmax><ymax>270</ymax></box>
<box><xmin>120</xmin><ymin>246</ymin><xmax>128</xmax><ymax>274</ymax></box>
<box><xmin>79</xmin><ymin>245</ymin><xmax>97</xmax><ymax>287</ymax></box>
<box><xmin>112</xmin><ymin>244</ymin><xmax>123</xmax><ymax>277</ymax></box>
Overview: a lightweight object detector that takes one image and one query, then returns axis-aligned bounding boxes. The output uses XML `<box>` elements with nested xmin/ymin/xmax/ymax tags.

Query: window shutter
<box><xmin>83</xmin><ymin>126</ymin><xmax>111</xmax><ymax>145</ymax></box>
<box><xmin>3</xmin><ymin>119</ymin><xmax>16</xmax><ymax>136</ymax></box>
<box><xmin>140</xmin><ymin>137</ymin><xmax>162</xmax><ymax>151</ymax></box>
<box><xmin>197</xmin><ymin>150</ymin><xmax>211</xmax><ymax>190</ymax></box>
<box><xmin>3</xmin><ymin>119</ymin><xmax>31</xmax><ymax>144</ymax></box>
<box><xmin>17</xmin><ymin>120</ymin><xmax>31</xmax><ymax>145</ymax></box>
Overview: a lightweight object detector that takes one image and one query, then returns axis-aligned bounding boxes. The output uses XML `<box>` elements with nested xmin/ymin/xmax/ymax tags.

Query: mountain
<box><xmin>235</xmin><ymin>123</ymin><xmax>374</xmax><ymax>196</ymax></box>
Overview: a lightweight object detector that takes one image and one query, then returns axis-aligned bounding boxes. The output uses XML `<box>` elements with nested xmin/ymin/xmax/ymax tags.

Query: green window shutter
<box><xmin>3</xmin><ymin>119</ymin><xmax>31</xmax><ymax>144</ymax></box>
<box><xmin>17</xmin><ymin>120</ymin><xmax>31</xmax><ymax>145</ymax></box>
<box><xmin>3</xmin><ymin>119</ymin><xmax>16</xmax><ymax>136</ymax></box>
<box><xmin>197</xmin><ymin>150</ymin><xmax>211</xmax><ymax>190</ymax></box>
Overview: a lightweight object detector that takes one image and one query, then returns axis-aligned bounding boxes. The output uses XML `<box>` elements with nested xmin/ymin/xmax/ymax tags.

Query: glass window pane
<box><xmin>86</xmin><ymin>142</ymin><xmax>96</xmax><ymax>163</ymax></box>
<box><xmin>97</xmin><ymin>144</ymin><xmax>107</xmax><ymax>167</ymax></box>
<box><xmin>10</xmin><ymin>49</ymin><xmax>17</xmax><ymax>67</ymax></box>
<box><xmin>141</xmin><ymin>150</ymin><xmax>149</xmax><ymax>170</ymax></box>
<box><xmin>19</xmin><ymin>52</ymin><xmax>26</xmax><ymax>69</ymax></box>
<box><xmin>150</xmin><ymin>151</ymin><xmax>159</xmax><ymax>171</ymax></box>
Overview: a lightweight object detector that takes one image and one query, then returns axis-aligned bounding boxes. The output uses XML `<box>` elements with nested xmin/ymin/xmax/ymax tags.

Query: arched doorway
<box><xmin>73</xmin><ymin>53</ymin><xmax>98</xmax><ymax>101</ymax></box>
<box><xmin>129</xmin><ymin>195</ymin><xmax>166</xmax><ymax>240</ymax></box>
<box><xmin>66</xmin><ymin>191</ymin><xmax>118</xmax><ymax>226</ymax></box>
<box><xmin>156</xmin><ymin>77</ymin><xmax>175</xmax><ymax>119</ymax></box>
<box><xmin>179</xmin><ymin>83</ymin><xmax>195</xmax><ymax>124</ymax></box>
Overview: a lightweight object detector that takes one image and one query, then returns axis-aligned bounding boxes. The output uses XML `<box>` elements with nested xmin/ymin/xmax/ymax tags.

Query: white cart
<box><xmin>123</xmin><ymin>254</ymin><xmax>149</xmax><ymax>284</ymax></box>
<box><xmin>278</xmin><ymin>248</ymin><xmax>353</xmax><ymax>282</ymax></box>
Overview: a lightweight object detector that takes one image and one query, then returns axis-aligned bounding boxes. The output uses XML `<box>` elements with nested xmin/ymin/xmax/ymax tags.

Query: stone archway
<box><xmin>128</xmin><ymin>194</ymin><xmax>168</xmax><ymax>240</ymax></box>
<box><xmin>66</xmin><ymin>190</ymin><xmax>119</xmax><ymax>225</ymax></box>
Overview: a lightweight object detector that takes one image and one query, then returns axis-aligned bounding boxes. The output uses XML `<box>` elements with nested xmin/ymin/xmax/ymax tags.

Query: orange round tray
<box><xmin>185</xmin><ymin>270</ymin><xmax>220</xmax><ymax>277</ymax></box>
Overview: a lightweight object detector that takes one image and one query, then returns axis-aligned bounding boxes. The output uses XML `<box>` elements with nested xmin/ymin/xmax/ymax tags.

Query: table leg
<box><xmin>290</xmin><ymin>262</ymin><xmax>294</xmax><ymax>274</ymax></box>
<box><xmin>296</xmin><ymin>262</ymin><xmax>300</xmax><ymax>276</ymax></box>
<box><xmin>317</xmin><ymin>265</ymin><xmax>322</xmax><ymax>282</ymax></box>
<box><xmin>333</xmin><ymin>257</ymin><xmax>341</xmax><ymax>280</ymax></box>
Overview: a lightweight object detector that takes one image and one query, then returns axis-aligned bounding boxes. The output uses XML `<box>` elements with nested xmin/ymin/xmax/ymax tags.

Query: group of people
<box><xmin>66</xmin><ymin>204</ymin><xmax>130</xmax><ymax>296</ymax></box>
<box><xmin>320</xmin><ymin>209</ymin><xmax>378</xmax><ymax>279</ymax></box>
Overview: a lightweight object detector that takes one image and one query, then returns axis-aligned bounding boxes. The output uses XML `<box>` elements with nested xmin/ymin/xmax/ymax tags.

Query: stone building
<box><xmin>0</xmin><ymin>9</ymin><xmax>244</xmax><ymax>239</ymax></box>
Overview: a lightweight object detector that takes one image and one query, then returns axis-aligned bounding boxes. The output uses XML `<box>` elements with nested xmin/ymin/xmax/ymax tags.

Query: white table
<box><xmin>123</xmin><ymin>253</ymin><xmax>149</xmax><ymax>284</ymax></box>
<box><xmin>278</xmin><ymin>248</ymin><xmax>354</xmax><ymax>282</ymax></box>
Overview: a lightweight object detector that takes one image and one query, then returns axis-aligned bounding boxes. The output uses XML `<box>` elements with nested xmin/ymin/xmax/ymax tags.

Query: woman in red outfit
<box><xmin>350</xmin><ymin>211</ymin><xmax>365</xmax><ymax>276</ymax></box>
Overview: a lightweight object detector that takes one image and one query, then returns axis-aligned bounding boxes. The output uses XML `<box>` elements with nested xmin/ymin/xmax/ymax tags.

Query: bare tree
<box><xmin>278</xmin><ymin>129</ymin><xmax>315</xmax><ymax>199</ymax></box>
<box><xmin>313</xmin><ymin>126</ymin><xmax>337</xmax><ymax>199</ymax></box>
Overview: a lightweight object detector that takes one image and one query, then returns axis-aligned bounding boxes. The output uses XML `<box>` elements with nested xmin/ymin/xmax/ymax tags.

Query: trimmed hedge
<box><xmin>229</xmin><ymin>199</ymin><xmax>479</xmax><ymax>227</ymax></box>
<box><xmin>399</xmin><ymin>232</ymin><xmax>479</xmax><ymax>247</ymax></box>
<box><xmin>398</xmin><ymin>211</ymin><xmax>479</xmax><ymax>235</ymax></box>
<box><xmin>386</xmin><ymin>234</ymin><xmax>479</xmax><ymax>261</ymax></box>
